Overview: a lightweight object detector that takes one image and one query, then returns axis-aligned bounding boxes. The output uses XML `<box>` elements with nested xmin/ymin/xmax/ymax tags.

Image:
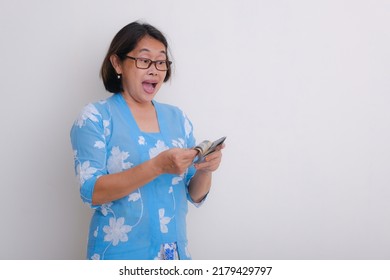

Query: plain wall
<box><xmin>0</xmin><ymin>0</ymin><xmax>389</xmax><ymax>259</ymax></box>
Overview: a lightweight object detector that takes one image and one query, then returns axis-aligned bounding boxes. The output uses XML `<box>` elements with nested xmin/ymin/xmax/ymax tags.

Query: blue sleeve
<box><xmin>181</xmin><ymin>110</ymin><xmax>208</xmax><ymax>207</ymax></box>
<box><xmin>70</xmin><ymin>103</ymin><xmax>108</xmax><ymax>209</ymax></box>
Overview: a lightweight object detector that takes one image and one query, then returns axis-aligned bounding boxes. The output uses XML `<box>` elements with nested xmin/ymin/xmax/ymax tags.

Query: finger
<box><xmin>195</xmin><ymin>162</ymin><xmax>218</xmax><ymax>173</ymax></box>
<box><xmin>215</xmin><ymin>143</ymin><xmax>225</xmax><ymax>151</ymax></box>
<box><xmin>204</xmin><ymin>150</ymin><xmax>222</xmax><ymax>162</ymax></box>
<box><xmin>196</xmin><ymin>155</ymin><xmax>221</xmax><ymax>167</ymax></box>
<box><xmin>187</xmin><ymin>149</ymin><xmax>199</xmax><ymax>158</ymax></box>
<box><xmin>194</xmin><ymin>162</ymin><xmax>210</xmax><ymax>172</ymax></box>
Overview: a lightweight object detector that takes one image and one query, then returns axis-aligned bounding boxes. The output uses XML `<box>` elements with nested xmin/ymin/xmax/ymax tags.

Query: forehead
<box><xmin>133</xmin><ymin>36</ymin><xmax>167</xmax><ymax>55</ymax></box>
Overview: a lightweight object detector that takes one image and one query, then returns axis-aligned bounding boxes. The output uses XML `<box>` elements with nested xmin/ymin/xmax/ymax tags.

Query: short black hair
<box><xmin>100</xmin><ymin>21</ymin><xmax>172</xmax><ymax>93</ymax></box>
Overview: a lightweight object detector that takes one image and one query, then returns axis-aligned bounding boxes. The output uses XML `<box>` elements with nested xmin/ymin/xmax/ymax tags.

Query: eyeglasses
<box><xmin>126</xmin><ymin>56</ymin><xmax>172</xmax><ymax>71</ymax></box>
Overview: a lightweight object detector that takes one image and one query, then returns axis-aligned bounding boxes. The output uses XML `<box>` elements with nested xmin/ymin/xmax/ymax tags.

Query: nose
<box><xmin>147</xmin><ymin>63</ymin><xmax>158</xmax><ymax>76</ymax></box>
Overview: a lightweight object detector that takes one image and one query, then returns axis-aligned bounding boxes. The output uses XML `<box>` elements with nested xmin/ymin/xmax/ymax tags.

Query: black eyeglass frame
<box><xmin>125</xmin><ymin>55</ymin><xmax>172</xmax><ymax>71</ymax></box>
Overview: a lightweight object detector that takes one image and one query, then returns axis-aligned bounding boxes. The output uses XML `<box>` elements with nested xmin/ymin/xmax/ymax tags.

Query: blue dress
<box><xmin>70</xmin><ymin>93</ymin><xmax>202</xmax><ymax>260</ymax></box>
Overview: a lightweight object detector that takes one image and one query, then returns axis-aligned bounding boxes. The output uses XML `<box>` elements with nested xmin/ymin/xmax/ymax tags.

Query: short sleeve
<box><xmin>70</xmin><ymin>103</ymin><xmax>108</xmax><ymax>209</ymax></box>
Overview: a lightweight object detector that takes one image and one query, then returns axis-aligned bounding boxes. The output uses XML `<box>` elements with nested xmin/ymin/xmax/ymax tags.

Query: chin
<box><xmin>142</xmin><ymin>93</ymin><xmax>156</xmax><ymax>102</ymax></box>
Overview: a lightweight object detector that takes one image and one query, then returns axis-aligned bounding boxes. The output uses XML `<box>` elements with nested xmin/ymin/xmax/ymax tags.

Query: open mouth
<box><xmin>142</xmin><ymin>81</ymin><xmax>157</xmax><ymax>94</ymax></box>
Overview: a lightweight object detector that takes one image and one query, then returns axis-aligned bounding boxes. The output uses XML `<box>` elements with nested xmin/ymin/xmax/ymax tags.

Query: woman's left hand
<box><xmin>194</xmin><ymin>144</ymin><xmax>225</xmax><ymax>173</ymax></box>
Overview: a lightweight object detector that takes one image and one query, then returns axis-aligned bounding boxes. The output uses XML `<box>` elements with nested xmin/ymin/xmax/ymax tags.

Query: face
<box><xmin>112</xmin><ymin>36</ymin><xmax>168</xmax><ymax>104</ymax></box>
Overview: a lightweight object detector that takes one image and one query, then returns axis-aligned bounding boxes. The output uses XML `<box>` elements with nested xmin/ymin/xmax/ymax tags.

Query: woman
<box><xmin>70</xmin><ymin>21</ymin><xmax>223</xmax><ymax>260</ymax></box>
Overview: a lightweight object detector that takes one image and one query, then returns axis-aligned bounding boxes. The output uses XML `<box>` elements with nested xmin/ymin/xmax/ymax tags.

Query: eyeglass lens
<box><xmin>136</xmin><ymin>58</ymin><xmax>169</xmax><ymax>71</ymax></box>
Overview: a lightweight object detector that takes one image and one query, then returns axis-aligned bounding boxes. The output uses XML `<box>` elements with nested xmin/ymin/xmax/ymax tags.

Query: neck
<box><xmin>121</xmin><ymin>92</ymin><xmax>153</xmax><ymax>110</ymax></box>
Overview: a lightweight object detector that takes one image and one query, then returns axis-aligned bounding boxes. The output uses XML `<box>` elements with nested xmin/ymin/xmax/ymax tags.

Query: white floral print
<box><xmin>103</xmin><ymin>217</ymin><xmax>132</xmax><ymax>246</ymax></box>
<box><xmin>149</xmin><ymin>140</ymin><xmax>169</xmax><ymax>159</ymax></box>
<box><xmin>128</xmin><ymin>192</ymin><xmax>141</xmax><ymax>202</ymax></box>
<box><xmin>77</xmin><ymin>161</ymin><xmax>97</xmax><ymax>185</ymax></box>
<box><xmin>172</xmin><ymin>176</ymin><xmax>183</xmax><ymax>185</ymax></box>
<box><xmin>172</xmin><ymin>138</ymin><xmax>185</xmax><ymax>148</ymax></box>
<box><xmin>159</xmin><ymin>208</ymin><xmax>171</xmax><ymax>234</ymax></box>
<box><xmin>100</xmin><ymin>203</ymin><xmax>113</xmax><ymax>216</ymax></box>
<box><xmin>138</xmin><ymin>136</ymin><xmax>146</xmax><ymax>145</ymax></box>
<box><xmin>93</xmin><ymin>227</ymin><xmax>98</xmax><ymax>238</ymax></box>
<box><xmin>91</xmin><ymin>253</ymin><xmax>100</xmax><ymax>260</ymax></box>
<box><xmin>94</xmin><ymin>141</ymin><xmax>105</xmax><ymax>149</ymax></box>
<box><xmin>107</xmin><ymin>146</ymin><xmax>133</xmax><ymax>174</ymax></box>
<box><xmin>103</xmin><ymin>120</ymin><xmax>110</xmax><ymax>137</ymax></box>
<box><xmin>75</xmin><ymin>103</ymin><xmax>101</xmax><ymax>128</ymax></box>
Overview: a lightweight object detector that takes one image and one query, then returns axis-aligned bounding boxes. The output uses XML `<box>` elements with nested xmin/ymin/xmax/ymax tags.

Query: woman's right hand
<box><xmin>155</xmin><ymin>148</ymin><xmax>198</xmax><ymax>175</ymax></box>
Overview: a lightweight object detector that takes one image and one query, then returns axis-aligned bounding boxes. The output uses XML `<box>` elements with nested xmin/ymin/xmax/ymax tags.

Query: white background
<box><xmin>0</xmin><ymin>0</ymin><xmax>389</xmax><ymax>259</ymax></box>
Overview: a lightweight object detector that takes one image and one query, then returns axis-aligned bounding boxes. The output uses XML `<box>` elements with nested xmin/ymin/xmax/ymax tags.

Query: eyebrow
<box><xmin>138</xmin><ymin>48</ymin><xmax>167</xmax><ymax>55</ymax></box>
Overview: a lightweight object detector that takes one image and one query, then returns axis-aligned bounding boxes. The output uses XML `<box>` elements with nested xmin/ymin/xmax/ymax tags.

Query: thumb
<box><xmin>184</xmin><ymin>148</ymin><xmax>198</xmax><ymax>158</ymax></box>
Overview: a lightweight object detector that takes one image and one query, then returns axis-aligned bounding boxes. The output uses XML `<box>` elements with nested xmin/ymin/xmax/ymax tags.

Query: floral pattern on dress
<box><xmin>100</xmin><ymin>203</ymin><xmax>113</xmax><ymax>216</ymax></box>
<box><xmin>172</xmin><ymin>138</ymin><xmax>185</xmax><ymax>148</ymax></box>
<box><xmin>149</xmin><ymin>140</ymin><xmax>169</xmax><ymax>159</ymax></box>
<box><xmin>128</xmin><ymin>192</ymin><xmax>141</xmax><ymax>202</ymax></box>
<box><xmin>107</xmin><ymin>146</ymin><xmax>133</xmax><ymax>174</ymax></box>
<box><xmin>75</xmin><ymin>103</ymin><xmax>101</xmax><ymax>128</ymax></box>
<box><xmin>77</xmin><ymin>161</ymin><xmax>97</xmax><ymax>185</ymax></box>
<box><xmin>93</xmin><ymin>227</ymin><xmax>99</xmax><ymax>238</ymax></box>
<box><xmin>138</xmin><ymin>136</ymin><xmax>146</xmax><ymax>145</ymax></box>
<box><xmin>159</xmin><ymin>208</ymin><xmax>171</xmax><ymax>234</ymax></box>
<box><xmin>94</xmin><ymin>141</ymin><xmax>105</xmax><ymax>149</ymax></box>
<box><xmin>103</xmin><ymin>120</ymin><xmax>110</xmax><ymax>137</ymax></box>
<box><xmin>154</xmin><ymin>243</ymin><xmax>179</xmax><ymax>260</ymax></box>
<box><xmin>70</xmin><ymin>95</ymin><xmax>200</xmax><ymax>259</ymax></box>
<box><xmin>172</xmin><ymin>176</ymin><xmax>183</xmax><ymax>185</ymax></box>
<box><xmin>103</xmin><ymin>217</ymin><xmax>132</xmax><ymax>246</ymax></box>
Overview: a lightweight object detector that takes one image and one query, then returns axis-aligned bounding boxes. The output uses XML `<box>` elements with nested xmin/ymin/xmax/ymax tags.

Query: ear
<box><xmin>110</xmin><ymin>54</ymin><xmax>122</xmax><ymax>75</ymax></box>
